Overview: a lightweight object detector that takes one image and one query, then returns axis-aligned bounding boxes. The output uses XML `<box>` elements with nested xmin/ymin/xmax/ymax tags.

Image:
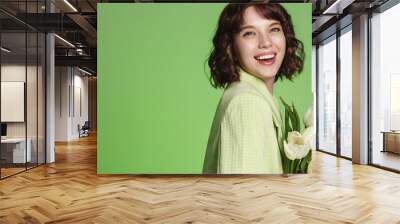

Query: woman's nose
<box><xmin>258</xmin><ymin>34</ymin><xmax>272</xmax><ymax>49</ymax></box>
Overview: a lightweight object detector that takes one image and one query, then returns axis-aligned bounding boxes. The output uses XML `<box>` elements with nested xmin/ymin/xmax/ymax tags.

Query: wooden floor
<box><xmin>373</xmin><ymin>151</ymin><xmax>400</xmax><ymax>171</ymax></box>
<box><xmin>1</xmin><ymin>135</ymin><xmax>400</xmax><ymax>223</ymax></box>
<box><xmin>0</xmin><ymin>167</ymin><xmax>26</xmax><ymax>178</ymax></box>
<box><xmin>1</xmin><ymin>163</ymin><xmax>45</xmax><ymax>178</ymax></box>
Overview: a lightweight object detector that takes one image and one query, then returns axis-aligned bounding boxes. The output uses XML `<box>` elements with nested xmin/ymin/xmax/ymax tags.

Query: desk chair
<box><xmin>78</xmin><ymin>121</ymin><xmax>90</xmax><ymax>138</ymax></box>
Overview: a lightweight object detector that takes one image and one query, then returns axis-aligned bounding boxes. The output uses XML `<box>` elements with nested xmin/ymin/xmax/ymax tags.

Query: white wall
<box><xmin>55</xmin><ymin>67</ymin><xmax>89</xmax><ymax>141</ymax></box>
<box><xmin>71</xmin><ymin>73</ymin><xmax>89</xmax><ymax>138</ymax></box>
<box><xmin>55</xmin><ymin>66</ymin><xmax>70</xmax><ymax>141</ymax></box>
<box><xmin>1</xmin><ymin>64</ymin><xmax>26</xmax><ymax>81</ymax></box>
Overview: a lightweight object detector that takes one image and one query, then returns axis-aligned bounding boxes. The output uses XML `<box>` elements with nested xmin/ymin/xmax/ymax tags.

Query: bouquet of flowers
<box><xmin>278</xmin><ymin>98</ymin><xmax>314</xmax><ymax>174</ymax></box>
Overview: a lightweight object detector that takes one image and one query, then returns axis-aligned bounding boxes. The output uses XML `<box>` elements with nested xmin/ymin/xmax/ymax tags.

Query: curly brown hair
<box><xmin>208</xmin><ymin>3</ymin><xmax>305</xmax><ymax>88</ymax></box>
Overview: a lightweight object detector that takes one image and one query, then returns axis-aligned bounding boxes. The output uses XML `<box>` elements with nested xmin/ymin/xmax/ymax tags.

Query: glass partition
<box><xmin>27</xmin><ymin>30</ymin><xmax>38</xmax><ymax>169</ymax></box>
<box><xmin>317</xmin><ymin>35</ymin><xmax>337</xmax><ymax>155</ymax></box>
<box><xmin>27</xmin><ymin>0</ymin><xmax>40</xmax><ymax>170</ymax></box>
<box><xmin>1</xmin><ymin>31</ymin><xmax>28</xmax><ymax>177</ymax></box>
<box><xmin>0</xmin><ymin>1</ymin><xmax>46</xmax><ymax>179</ymax></box>
<box><xmin>38</xmin><ymin>32</ymin><xmax>45</xmax><ymax>165</ymax></box>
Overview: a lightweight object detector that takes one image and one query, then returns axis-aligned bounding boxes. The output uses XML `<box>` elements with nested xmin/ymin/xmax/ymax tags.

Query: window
<box><xmin>317</xmin><ymin>35</ymin><xmax>337</xmax><ymax>155</ymax></box>
<box><xmin>370</xmin><ymin>3</ymin><xmax>400</xmax><ymax>171</ymax></box>
<box><xmin>339</xmin><ymin>27</ymin><xmax>352</xmax><ymax>158</ymax></box>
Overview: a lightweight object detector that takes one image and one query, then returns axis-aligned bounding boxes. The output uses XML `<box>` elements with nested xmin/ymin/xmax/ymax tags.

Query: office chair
<box><xmin>79</xmin><ymin>121</ymin><xmax>90</xmax><ymax>138</ymax></box>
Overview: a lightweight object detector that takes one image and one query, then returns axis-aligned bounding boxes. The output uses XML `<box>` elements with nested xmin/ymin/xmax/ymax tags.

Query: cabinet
<box><xmin>1</xmin><ymin>138</ymin><xmax>32</xmax><ymax>164</ymax></box>
<box><xmin>382</xmin><ymin>132</ymin><xmax>400</xmax><ymax>154</ymax></box>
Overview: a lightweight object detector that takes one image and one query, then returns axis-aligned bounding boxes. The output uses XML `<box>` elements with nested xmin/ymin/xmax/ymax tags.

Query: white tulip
<box><xmin>301</xmin><ymin>127</ymin><xmax>314</xmax><ymax>147</ymax></box>
<box><xmin>283</xmin><ymin>141</ymin><xmax>298</xmax><ymax>160</ymax></box>
<box><xmin>284</xmin><ymin>141</ymin><xmax>310</xmax><ymax>160</ymax></box>
<box><xmin>304</xmin><ymin>104</ymin><xmax>314</xmax><ymax>128</ymax></box>
<box><xmin>283</xmin><ymin>130</ymin><xmax>313</xmax><ymax>160</ymax></box>
<box><xmin>287</xmin><ymin>131</ymin><xmax>304</xmax><ymax>145</ymax></box>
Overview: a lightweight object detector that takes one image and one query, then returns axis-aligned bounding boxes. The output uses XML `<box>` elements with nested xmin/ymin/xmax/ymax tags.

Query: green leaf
<box><xmin>292</xmin><ymin>103</ymin><xmax>301</xmax><ymax>132</ymax></box>
<box><xmin>280</xmin><ymin>97</ymin><xmax>290</xmax><ymax>109</ymax></box>
<box><xmin>301</xmin><ymin>151</ymin><xmax>312</xmax><ymax>173</ymax></box>
<box><xmin>284</xmin><ymin>109</ymin><xmax>291</xmax><ymax>139</ymax></box>
<box><xmin>299</xmin><ymin>159</ymin><xmax>308</xmax><ymax>172</ymax></box>
<box><xmin>287</xmin><ymin>109</ymin><xmax>297</xmax><ymax>132</ymax></box>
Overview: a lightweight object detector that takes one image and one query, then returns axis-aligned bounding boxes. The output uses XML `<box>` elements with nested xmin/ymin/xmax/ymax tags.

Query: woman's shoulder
<box><xmin>220</xmin><ymin>81</ymin><xmax>271</xmax><ymax>113</ymax></box>
<box><xmin>224</xmin><ymin>81</ymin><xmax>261</xmax><ymax>98</ymax></box>
<box><xmin>223</xmin><ymin>81</ymin><xmax>264</xmax><ymax>103</ymax></box>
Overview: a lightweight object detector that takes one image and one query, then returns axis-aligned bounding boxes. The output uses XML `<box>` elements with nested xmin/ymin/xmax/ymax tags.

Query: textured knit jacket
<box><xmin>203</xmin><ymin>69</ymin><xmax>283</xmax><ymax>174</ymax></box>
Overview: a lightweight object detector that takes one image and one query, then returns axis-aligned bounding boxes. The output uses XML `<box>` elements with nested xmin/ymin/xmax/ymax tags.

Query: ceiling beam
<box><xmin>67</xmin><ymin>13</ymin><xmax>97</xmax><ymax>46</ymax></box>
<box><xmin>55</xmin><ymin>55</ymin><xmax>96</xmax><ymax>68</ymax></box>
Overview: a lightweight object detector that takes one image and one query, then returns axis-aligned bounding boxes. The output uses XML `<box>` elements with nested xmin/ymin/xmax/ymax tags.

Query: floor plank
<box><xmin>1</xmin><ymin>134</ymin><xmax>400</xmax><ymax>223</ymax></box>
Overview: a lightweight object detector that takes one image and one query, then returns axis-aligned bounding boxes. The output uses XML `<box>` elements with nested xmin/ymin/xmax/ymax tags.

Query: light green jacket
<box><xmin>203</xmin><ymin>69</ymin><xmax>283</xmax><ymax>174</ymax></box>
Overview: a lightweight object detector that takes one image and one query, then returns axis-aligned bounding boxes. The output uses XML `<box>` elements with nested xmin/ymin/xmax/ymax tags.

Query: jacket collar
<box><xmin>239</xmin><ymin>68</ymin><xmax>282</xmax><ymax>127</ymax></box>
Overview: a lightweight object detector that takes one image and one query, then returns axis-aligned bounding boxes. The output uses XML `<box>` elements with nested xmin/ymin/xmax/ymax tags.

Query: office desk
<box><xmin>382</xmin><ymin>131</ymin><xmax>400</xmax><ymax>154</ymax></box>
<box><xmin>1</xmin><ymin>138</ymin><xmax>31</xmax><ymax>163</ymax></box>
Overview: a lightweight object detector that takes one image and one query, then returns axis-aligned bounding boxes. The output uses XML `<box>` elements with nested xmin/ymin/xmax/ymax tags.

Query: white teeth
<box><xmin>255</xmin><ymin>54</ymin><xmax>275</xmax><ymax>60</ymax></box>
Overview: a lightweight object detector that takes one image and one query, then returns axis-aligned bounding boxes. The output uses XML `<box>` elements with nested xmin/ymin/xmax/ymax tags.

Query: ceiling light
<box><xmin>323</xmin><ymin>0</ymin><xmax>341</xmax><ymax>14</ymax></box>
<box><xmin>1</xmin><ymin>47</ymin><xmax>11</xmax><ymax>53</ymax></box>
<box><xmin>63</xmin><ymin>0</ymin><xmax>78</xmax><ymax>12</ymax></box>
<box><xmin>54</xmin><ymin>34</ymin><xmax>75</xmax><ymax>48</ymax></box>
<box><xmin>323</xmin><ymin>0</ymin><xmax>355</xmax><ymax>15</ymax></box>
<box><xmin>78</xmin><ymin>67</ymin><xmax>93</xmax><ymax>76</ymax></box>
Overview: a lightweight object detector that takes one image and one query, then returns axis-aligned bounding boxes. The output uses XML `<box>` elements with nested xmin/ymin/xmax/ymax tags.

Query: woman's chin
<box><xmin>254</xmin><ymin>71</ymin><xmax>278</xmax><ymax>80</ymax></box>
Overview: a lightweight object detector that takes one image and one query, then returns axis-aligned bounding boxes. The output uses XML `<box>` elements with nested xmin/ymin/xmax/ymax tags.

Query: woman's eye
<box><xmin>271</xmin><ymin>27</ymin><xmax>281</xmax><ymax>32</ymax></box>
<box><xmin>243</xmin><ymin>31</ymin><xmax>255</xmax><ymax>37</ymax></box>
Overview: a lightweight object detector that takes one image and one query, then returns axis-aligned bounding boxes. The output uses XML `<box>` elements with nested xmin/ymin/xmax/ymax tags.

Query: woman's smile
<box><xmin>254</xmin><ymin>52</ymin><xmax>277</xmax><ymax>65</ymax></box>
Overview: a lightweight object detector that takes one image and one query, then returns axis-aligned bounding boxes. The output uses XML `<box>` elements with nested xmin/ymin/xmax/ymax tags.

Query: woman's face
<box><xmin>233</xmin><ymin>6</ymin><xmax>286</xmax><ymax>81</ymax></box>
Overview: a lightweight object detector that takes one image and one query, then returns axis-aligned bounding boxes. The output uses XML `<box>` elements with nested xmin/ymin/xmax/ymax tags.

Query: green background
<box><xmin>98</xmin><ymin>3</ymin><xmax>312</xmax><ymax>174</ymax></box>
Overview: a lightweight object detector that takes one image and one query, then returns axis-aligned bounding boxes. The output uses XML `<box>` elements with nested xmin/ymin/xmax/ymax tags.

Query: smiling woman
<box><xmin>203</xmin><ymin>3</ymin><xmax>305</xmax><ymax>174</ymax></box>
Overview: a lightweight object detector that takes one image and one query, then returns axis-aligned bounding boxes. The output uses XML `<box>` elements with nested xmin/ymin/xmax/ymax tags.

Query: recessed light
<box><xmin>54</xmin><ymin>34</ymin><xmax>75</xmax><ymax>48</ymax></box>
<box><xmin>78</xmin><ymin>67</ymin><xmax>93</xmax><ymax>76</ymax></box>
<box><xmin>1</xmin><ymin>47</ymin><xmax>11</xmax><ymax>53</ymax></box>
<box><xmin>63</xmin><ymin>0</ymin><xmax>78</xmax><ymax>12</ymax></box>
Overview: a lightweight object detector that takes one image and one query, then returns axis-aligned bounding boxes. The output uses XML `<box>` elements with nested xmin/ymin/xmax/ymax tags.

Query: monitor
<box><xmin>1</xmin><ymin>123</ymin><xmax>7</xmax><ymax>137</ymax></box>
